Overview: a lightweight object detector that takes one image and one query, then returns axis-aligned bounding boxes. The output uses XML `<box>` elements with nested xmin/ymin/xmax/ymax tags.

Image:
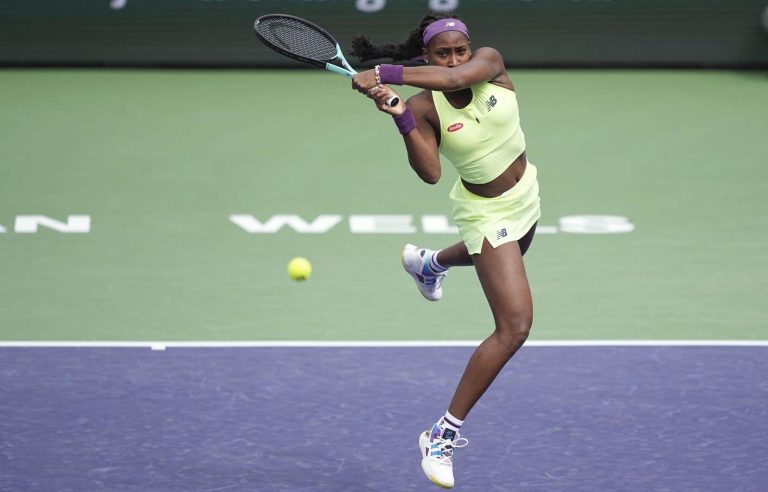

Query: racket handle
<box><xmin>387</xmin><ymin>96</ymin><xmax>399</xmax><ymax>107</ymax></box>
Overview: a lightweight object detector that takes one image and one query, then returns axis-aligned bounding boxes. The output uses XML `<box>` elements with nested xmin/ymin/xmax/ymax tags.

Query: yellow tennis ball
<box><xmin>287</xmin><ymin>257</ymin><xmax>312</xmax><ymax>281</ymax></box>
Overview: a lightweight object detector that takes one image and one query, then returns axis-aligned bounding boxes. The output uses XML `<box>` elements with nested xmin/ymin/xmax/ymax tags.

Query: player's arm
<box><xmin>401</xmin><ymin>95</ymin><xmax>441</xmax><ymax>184</ymax></box>
<box><xmin>352</xmin><ymin>48</ymin><xmax>505</xmax><ymax>94</ymax></box>
<box><xmin>402</xmin><ymin>48</ymin><xmax>505</xmax><ymax>91</ymax></box>
<box><xmin>369</xmin><ymin>87</ymin><xmax>441</xmax><ymax>184</ymax></box>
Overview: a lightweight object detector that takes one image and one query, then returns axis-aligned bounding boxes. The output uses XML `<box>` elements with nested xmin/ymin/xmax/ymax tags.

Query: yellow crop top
<box><xmin>432</xmin><ymin>82</ymin><xmax>526</xmax><ymax>184</ymax></box>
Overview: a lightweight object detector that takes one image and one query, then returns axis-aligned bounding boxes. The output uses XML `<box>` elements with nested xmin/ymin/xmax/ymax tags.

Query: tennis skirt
<box><xmin>449</xmin><ymin>163</ymin><xmax>541</xmax><ymax>255</ymax></box>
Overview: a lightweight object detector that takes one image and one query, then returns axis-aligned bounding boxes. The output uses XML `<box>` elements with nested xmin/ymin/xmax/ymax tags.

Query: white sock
<box><xmin>427</xmin><ymin>250</ymin><xmax>448</xmax><ymax>274</ymax></box>
<box><xmin>437</xmin><ymin>411</ymin><xmax>463</xmax><ymax>440</ymax></box>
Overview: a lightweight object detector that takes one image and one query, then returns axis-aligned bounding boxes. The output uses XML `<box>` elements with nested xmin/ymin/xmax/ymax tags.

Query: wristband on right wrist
<box><xmin>393</xmin><ymin>107</ymin><xmax>416</xmax><ymax>135</ymax></box>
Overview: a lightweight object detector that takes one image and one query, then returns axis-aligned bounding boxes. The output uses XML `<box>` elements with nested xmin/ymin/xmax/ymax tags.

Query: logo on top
<box><xmin>447</xmin><ymin>123</ymin><xmax>464</xmax><ymax>132</ymax></box>
<box><xmin>486</xmin><ymin>95</ymin><xmax>497</xmax><ymax>111</ymax></box>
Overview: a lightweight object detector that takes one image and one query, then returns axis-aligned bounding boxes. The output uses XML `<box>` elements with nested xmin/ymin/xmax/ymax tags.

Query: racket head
<box><xmin>254</xmin><ymin>14</ymin><xmax>342</xmax><ymax>69</ymax></box>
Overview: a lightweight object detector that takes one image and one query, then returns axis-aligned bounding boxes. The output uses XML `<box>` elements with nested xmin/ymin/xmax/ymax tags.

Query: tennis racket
<box><xmin>254</xmin><ymin>14</ymin><xmax>399</xmax><ymax>107</ymax></box>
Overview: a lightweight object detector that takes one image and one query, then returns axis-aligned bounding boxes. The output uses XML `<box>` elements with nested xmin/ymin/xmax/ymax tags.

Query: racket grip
<box><xmin>387</xmin><ymin>96</ymin><xmax>399</xmax><ymax>107</ymax></box>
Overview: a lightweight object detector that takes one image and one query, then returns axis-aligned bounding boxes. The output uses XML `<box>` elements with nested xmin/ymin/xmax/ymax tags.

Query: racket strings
<box><xmin>256</xmin><ymin>17</ymin><xmax>337</xmax><ymax>61</ymax></box>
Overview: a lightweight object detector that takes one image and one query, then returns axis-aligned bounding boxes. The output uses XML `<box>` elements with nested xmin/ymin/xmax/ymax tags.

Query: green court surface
<box><xmin>1</xmin><ymin>69</ymin><xmax>766</xmax><ymax>341</ymax></box>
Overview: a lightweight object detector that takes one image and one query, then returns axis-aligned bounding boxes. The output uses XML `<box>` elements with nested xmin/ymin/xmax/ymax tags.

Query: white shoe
<box><xmin>401</xmin><ymin>244</ymin><xmax>447</xmax><ymax>301</ymax></box>
<box><xmin>418</xmin><ymin>423</ymin><xmax>469</xmax><ymax>489</ymax></box>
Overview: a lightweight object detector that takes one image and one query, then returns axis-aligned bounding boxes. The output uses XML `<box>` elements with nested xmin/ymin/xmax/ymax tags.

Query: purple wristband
<box><xmin>393</xmin><ymin>107</ymin><xmax>416</xmax><ymax>135</ymax></box>
<box><xmin>379</xmin><ymin>64</ymin><xmax>404</xmax><ymax>85</ymax></box>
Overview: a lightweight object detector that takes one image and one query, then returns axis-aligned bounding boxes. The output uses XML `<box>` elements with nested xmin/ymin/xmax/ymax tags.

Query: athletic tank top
<box><xmin>432</xmin><ymin>82</ymin><xmax>526</xmax><ymax>184</ymax></box>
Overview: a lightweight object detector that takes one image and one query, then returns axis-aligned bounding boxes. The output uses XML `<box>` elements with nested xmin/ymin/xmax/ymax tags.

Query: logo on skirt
<box><xmin>496</xmin><ymin>228</ymin><xmax>508</xmax><ymax>240</ymax></box>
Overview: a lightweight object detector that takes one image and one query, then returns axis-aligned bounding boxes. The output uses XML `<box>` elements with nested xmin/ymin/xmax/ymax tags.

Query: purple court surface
<box><xmin>1</xmin><ymin>346</ymin><xmax>767</xmax><ymax>491</ymax></box>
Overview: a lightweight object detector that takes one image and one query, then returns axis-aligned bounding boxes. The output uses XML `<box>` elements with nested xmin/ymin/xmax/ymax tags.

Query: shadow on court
<box><xmin>1</xmin><ymin>347</ymin><xmax>767</xmax><ymax>491</ymax></box>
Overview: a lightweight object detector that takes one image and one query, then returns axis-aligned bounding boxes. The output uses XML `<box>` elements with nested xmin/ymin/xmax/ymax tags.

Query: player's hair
<box><xmin>349</xmin><ymin>12</ymin><xmax>459</xmax><ymax>63</ymax></box>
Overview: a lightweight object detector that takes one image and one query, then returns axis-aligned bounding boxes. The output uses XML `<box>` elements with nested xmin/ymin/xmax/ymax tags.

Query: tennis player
<box><xmin>351</xmin><ymin>14</ymin><xmax>541</xmax><ymax>489</ymax></box>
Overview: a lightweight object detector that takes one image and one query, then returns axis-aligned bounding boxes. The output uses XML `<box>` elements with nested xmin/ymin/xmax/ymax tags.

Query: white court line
<box><xmin>0</xmin><ymin>340</ymin><xmax>767</xmax><ymax>349</ymax></box>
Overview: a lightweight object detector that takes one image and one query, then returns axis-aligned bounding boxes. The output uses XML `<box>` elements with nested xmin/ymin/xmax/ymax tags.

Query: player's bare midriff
<box><xmin>461</xmin><ymin>151</ymin><xmax>527</xmax><ymax>198</ymax></box>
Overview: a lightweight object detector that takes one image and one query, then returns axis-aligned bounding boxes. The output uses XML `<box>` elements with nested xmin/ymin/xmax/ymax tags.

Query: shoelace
<box><xmin>431</xmin><ymin>436</ymin><xmax>469</xmax><ymax>465</ymax></box>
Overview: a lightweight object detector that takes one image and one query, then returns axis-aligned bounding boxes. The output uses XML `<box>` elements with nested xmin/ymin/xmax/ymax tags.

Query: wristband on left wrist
<box><xmin>378</xmin><ymin>64</ymin><xmax>404</xmax><ymax>85</ymax></box>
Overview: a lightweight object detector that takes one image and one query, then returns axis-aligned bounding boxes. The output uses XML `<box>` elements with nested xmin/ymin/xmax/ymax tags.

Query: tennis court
<box><xmin>2</xmin><ymin>69</ymin><xmax>766</xmax><ymax>341</ymax></box>
<box><xmin>2</xmin><ymin>67</ymin><xmax>767</xmax><ymax>491</ymax></box>
<box><xmin>1</xmin><ymin>344</ymin><xmax>766</xmax><ymax>490</ymax></box>
<box><xmin>2</xmin><ymin>2</ymin><xmax>768</xmax><ymax>489</ymax></box>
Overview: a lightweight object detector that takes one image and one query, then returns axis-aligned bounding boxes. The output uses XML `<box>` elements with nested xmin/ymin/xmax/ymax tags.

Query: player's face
<box><xmin>424</xmin><ymin>32</ymin><xmax>471</xmax><ymax>68</ymax></box>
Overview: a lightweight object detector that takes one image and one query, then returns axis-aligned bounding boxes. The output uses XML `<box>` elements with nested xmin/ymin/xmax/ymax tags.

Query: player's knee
<box><xmin>495</xmin><ymin>315</ymin><xmax>532</xmax><ymax>355</ymax></box>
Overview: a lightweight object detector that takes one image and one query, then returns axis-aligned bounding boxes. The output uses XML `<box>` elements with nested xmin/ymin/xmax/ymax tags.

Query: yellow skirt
<box><xmin>449</xmin><ymin>163</ymin><xmax>541</xmax><ymax>255</ymax></box>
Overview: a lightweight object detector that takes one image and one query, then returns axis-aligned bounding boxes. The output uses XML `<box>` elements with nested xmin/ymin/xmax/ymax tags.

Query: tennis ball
<box><xmin>287</xmin><ymin>257</ymin><xmax>312</xmax><ymax>281</ymax></box>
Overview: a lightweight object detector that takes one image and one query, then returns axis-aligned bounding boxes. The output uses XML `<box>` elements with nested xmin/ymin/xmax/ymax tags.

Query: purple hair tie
<box><xmin>422</xmin><ymin>18</ymin><xmax>470</xmax><ymax>46</ymax></box>
<box><xmin>393</xmin><ymin>108</ymin><xmax>416</xmax><ymax>135</ymax></box>
<box><xmin>378</xmin><ymin>64</ymin><xmax>404</xmax><ymax>85</ymax></box>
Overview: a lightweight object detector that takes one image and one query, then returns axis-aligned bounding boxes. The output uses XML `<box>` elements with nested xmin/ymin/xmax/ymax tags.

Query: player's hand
<box><xmin>351</xmin><ymin>69</ymin><xmax>378</xmax><ymax>94</ymax></box>
<box><xmin>368</xmin><ymin>85</ymin><xmax>405</xmax><ymax>115</ymax></box>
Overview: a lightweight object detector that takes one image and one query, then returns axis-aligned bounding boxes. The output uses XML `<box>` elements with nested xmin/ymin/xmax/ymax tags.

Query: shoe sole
<box><xmin>401</xmin><ymin>246</ymin><xmax>440</xmax><ymax>302</ymax></box>
<box><xmin>419</xmin><ymin>431</ymin><xmax>454</xmax><ymax>489</ymax></box>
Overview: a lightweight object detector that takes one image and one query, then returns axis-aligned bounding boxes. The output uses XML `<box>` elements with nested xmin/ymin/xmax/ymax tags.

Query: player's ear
<box><xmin>422</xmin><ymin>48</ymin><xmax>429</xmax><ymax>64</ymax></box>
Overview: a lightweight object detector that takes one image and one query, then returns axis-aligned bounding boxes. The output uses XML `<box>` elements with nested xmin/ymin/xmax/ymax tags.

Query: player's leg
<box><xmin>439</xmin><ymin>221</ymin><xmax>536</xmax><ymax>266</ymax></box>
<box><xmin>447</xmin><ymin>235</ymin><xmax>533</xmax><ymax>419</ymax></box>
<box><xmin>433</xmin><ymin>241</ymin><xmax>473</xmax><ymax>267</ymax></box>
<box><xmin>418</xmin><ymin>227</ymin><xmax>535</xmax><ymax>488</ymax></box>
<box><xmin>403</xmin><ymin>223</ymin><xmax>536</xmax><ymax>302</ymax></box>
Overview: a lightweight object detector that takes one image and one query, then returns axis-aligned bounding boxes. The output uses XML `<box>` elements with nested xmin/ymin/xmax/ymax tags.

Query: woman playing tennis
<box><xmin>351</xmin><ymin>14</ymin><xmax>541</xmax><ymax>489</ymax></box>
